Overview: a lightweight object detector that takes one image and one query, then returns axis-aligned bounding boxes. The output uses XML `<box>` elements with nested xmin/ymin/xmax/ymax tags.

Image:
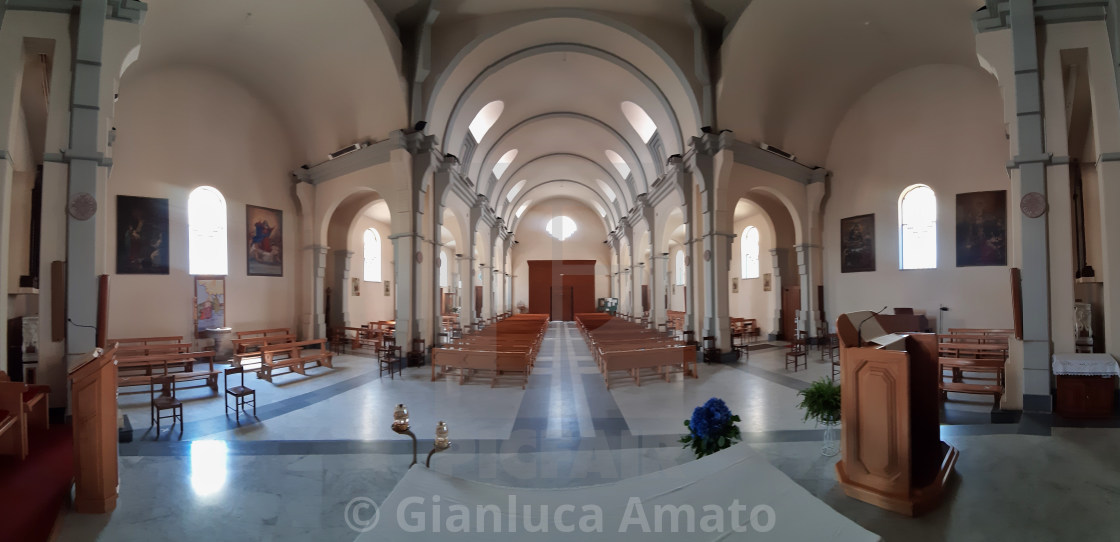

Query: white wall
<box><xmin>511</xmin><ymin>199</ymin><xmax>610</xmax><ymax>309</ymax></box>
<box><xmin>106</xmin><ymin>66</ymin><xmax>301</xmax><ymax>339</ymax></box>
<box><xmin>822</xmin><ymin>64</ymin><xmax>1013</xmax><ymax>331</ymax></box>
<box><xmin>729</xmin><ymin>216</ymin><xmax>775</xmax><ymax>336</ymax></box>
<box><xmin>346</xmin><ymin>215</ymin><xmax>396</xmax><ymax>324</ymax></box>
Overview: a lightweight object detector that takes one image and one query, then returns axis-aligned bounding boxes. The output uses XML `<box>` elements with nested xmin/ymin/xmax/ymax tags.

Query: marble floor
<box><xmin>58</xmin><ymin>322</ymin><xmax>1120</xmax><ymax>541</ymax></box>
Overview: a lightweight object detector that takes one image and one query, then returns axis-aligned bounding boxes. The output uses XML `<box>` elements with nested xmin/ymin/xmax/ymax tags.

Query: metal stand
<box><xmin>392</xmin><ymin>426</ymin><xmax>418</xmax><ymax>467</ymax></box>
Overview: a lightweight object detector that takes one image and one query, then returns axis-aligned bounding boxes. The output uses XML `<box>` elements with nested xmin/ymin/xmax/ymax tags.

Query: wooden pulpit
<box><xmin>834</xmin><ymin>312</ymin><xmax>958</xmax><ymax>516</ymax></box>
<box><xmin>68</xmin><ymin>345</ymin><xmax>119</xmax><ymax>513</ymax></box>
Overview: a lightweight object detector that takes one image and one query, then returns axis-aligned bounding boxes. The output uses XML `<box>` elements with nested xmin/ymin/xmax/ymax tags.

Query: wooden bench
<box><xmin>109</xmin><ymin>336</ymin><xmax>184</xmax><ymax>348</ymax></box>
<box><xmin>938</xmin><ymin>357</ymin><xmax>1004</xmax><ymax>408</ymax></box>
<box><xmin>0</xmin><ymin>372</ymin><xmax>50</xmax><ymax>460</ymax></box>
<box><xmin>117</xmin><ymin>350</ymin><xmax>219</xmax><ymax>391</ymax></box>
<box><xmin>577</xmin><ymin>314</ymin><xmax>697</xmax><ymax>387</ymax></box>
<box><xmin>232</xmin><ymin>334</ymin><xmax>296</xmax><ymax>367</ymax></box>
<box><xmin>429</xmin><ymin>314</ymin><xmax>548</xmax><ymax>388</ymax></box>
<box><xmin>431</xmin><ymin>349</ymin><xmax>532</xmax><ymax>388</ymax></box>
<box><xmin>258</xmin><ymin>339</ymin><xmax>334</xmax><ymax>382</ymax></box>
<box><xmin>236</xmin><ymin>328</ymin><xmax>291</xmax><ymax>340</ymax></box>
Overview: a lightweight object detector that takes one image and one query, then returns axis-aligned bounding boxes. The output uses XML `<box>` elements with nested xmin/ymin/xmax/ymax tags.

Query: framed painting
<box><xmin>247</xmin><ymin>205</ymin><xmax>283</xmax><ymax>276</ymax></box>
<box><xmin>763</xmin><ymin>273</ymin><xmax>772</xmax><ymax>292</ymax></box>
<box><xmin>194</xmin><ymin>276</ymin><xmax>226</xmax><ymax>337</ymax></box>
<box><xmin>352</xmin><ymin>277</ymin><xmax>361</xmax><ymax>296</ymax></box>
<box><xmin>384</xmin><ymin>280</ymin><xmax>392</xmax><ymax>296</ymax></box>
<box><xmin>731</xmin><ymin>277</ymin><xmax>739</xmax><ymax>294</ymax></box>
<box><xmin>840</xmin><ymin>214</ymin><xmax>875</xmax><ymax>273</ymax></box>
<box><xmin>116</xmin><ymin>195</ymin><xmax>170</xmax><ymax>274</ymax></box>
<box><xmin>956</xmin><ymin>190</ymin><xmax>1007</xmax><ymax>267</ymax></box>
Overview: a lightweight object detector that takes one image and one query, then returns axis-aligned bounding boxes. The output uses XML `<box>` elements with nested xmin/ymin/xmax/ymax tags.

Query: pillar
<box><xmin>331</xmin><ymin>250</ymin><xmax>352</xmax><ymax>328</ymax></box>
<box><xmin>769</xmin><ymin>248</ymin><xmax>787</xmax><ymax>340</ymax></box>
<box><xmin>306</xmin><ymin>245</ymin><xmax>329</xmax><ymax>339</ymax></box>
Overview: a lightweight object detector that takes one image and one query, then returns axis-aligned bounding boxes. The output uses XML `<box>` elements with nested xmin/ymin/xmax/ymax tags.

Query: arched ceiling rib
<box><xmin>508</xmin><ymin>181</ymin><xmax>616</xmax><ymax>234</ymax></box>
<box><xmin>494</xmin><ymin>154</ymin><xmax>631</xmax><ymax>219</ymax></box>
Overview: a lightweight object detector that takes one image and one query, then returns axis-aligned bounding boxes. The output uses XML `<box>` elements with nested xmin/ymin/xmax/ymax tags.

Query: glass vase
<box><xmin>821</xmin><ymin>421</ymin><xmax>839</xmax><ymax>457</ymax></box>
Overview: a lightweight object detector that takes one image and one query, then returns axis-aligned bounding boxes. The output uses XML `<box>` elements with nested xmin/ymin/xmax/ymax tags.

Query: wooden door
<box><xmin>782</xmin><ymin>286</ymin><xmax>801</xmax><ymax>341</ymax></box>
<box><xmin>550</xmin><ymin>286</ymin><xmax>574</xmax><ymax>321</ymax></box>
<box><xmin>475</xmin><ymin>285</ymin><xmax>483</xmax><ymax>318</ymax></box>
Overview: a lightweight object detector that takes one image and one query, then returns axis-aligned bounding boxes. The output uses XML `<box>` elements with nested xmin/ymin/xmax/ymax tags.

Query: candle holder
<box><xmin>426</xmin><ymin>421</ymin><xmax>451</xmax><ymax>468</ymax></box>
<box><xmin>391</xmin><ymin>404</ymin><xmax>418</xmax><ymax>467</ymax></box>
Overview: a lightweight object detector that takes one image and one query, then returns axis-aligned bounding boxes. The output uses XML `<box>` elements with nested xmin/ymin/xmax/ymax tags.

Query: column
<box><xmin>701</xmin><ymin>230</ymin><xmax>733</xmax><ymax>351</ymax></box>
<box><xmin>307</xmin><ymin>245</ymin><xmax>329</xmax><ymax>339</ymax></box>
<box><xmin>795</xmin><ymin>243</ymin><xmax>822</xmax><ymax>341</ymax></box>
<box><xmin>390</xmin><ymin>233</ymin><xmax>421</xmax><ymax>347</ymax></box>
<box><xmin>769</xmin><ymin>248</ymin><xmax>786</xmax><ymax>340</ymax></box>
<box><xmin>652</xmin><ymin>252</ymin><xmax>669</xmax><ymax>327</ymax></box>
<box><xmin>1009</xmin><ymin>0</ymin><xmax>1052</xmax><ymax>412</ymax></box>
<box><xmin>332</xmin><ymin>250</ymin><xmax>353</xmax><ymax>328</ymax></box>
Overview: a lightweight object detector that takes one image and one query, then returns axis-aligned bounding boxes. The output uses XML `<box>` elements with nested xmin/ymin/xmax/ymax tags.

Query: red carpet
<box><xmin>0</xmin><ymin>425</ymin><xmax>74</xmax><ymax>542</ymax></box>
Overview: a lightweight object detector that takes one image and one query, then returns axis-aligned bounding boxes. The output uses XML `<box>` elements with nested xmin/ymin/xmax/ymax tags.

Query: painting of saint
<box><xmin>117</xmin><ymin>196</ymin><xmax>170</xmax><ymax>274</ymax></box>
<box><xmin>194</xmin><ymin>277</ymin><xmax>226</xmax><ymax>336</ymax></box>
<box><xmin>840</xmin><ymin>214</ymin><xmax>875</xmax><ymax>273</ymax></box>
<box><xmin>956</xmin><ymin>191</ymin><xmax>1007</xmax><ymax>267</ymax></box>
<box><xmin>247</xmin><ymin>205</ymin><xmax>283</xmax><ymax>276</ymax></box>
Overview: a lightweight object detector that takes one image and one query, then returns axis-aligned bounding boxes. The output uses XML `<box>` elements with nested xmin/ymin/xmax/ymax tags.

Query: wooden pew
<box><xmin>117</xmin><ymin>350</ymin><xmax>219</xmax><ymax>391</ymax></box>
<box><xmin>232</xmin><ymin>334</ymin><xmax>296</xmax><ymax>367</ymax></box>
<box><xmin>0</xmin><ymin>372</ymin><xmax>50</xmax><ymax>459</ymax></box>
<box><xmin>236</xmin><ymin>328</ymin><xmax>291</xmax><ymax>340</ymax></box>
<box><xmin>109</xmin><ymin>336</ymin><xmax>183</xmax><ymax>348</ymax></box>
<box><xmin>258</xmin><ymin>339</ymin><xmax>334</xmax><ymax>382</ymax></box>
<box><xmin>576</xmin><ymin>314</ymin><xmax>698</xmax><ymax>388</ymax></box>
<box><xmin>429</xmin><ymin>314</ymin><xmax>547</xmax><ymax>387</ymax></box>
<box><xmin>937</xmin><ymin>329</ymin><xmax>1011</xmax><ymax>406</ymax></box>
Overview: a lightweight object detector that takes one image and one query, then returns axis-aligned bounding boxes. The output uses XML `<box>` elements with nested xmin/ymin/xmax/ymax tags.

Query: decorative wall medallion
<box><xmin>415</xmin><ymin>251</ymin><xmax>423</xmax><ymax>264</ymax></box>
<box><xmin>1020</xmin><ymin>192</ymin><xmax>1047</xmax><ymax>218</ymax></box>
<box><xmin>68</xmin><ymin>192</ymin><xmax>97</xmax><ymax>221</ymax></box>
<box><xmin>704</xmin><ymin>249</ymin><xmax>711</xmax><ymax>262</ymax></box>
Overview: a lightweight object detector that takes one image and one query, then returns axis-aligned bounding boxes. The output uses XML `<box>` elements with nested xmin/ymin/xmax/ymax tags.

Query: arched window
<box><xmin>741</xmin><ymin>226</ymin><xmax>760</xmax><ymax>279</ymax></box>
<box><xmin>596</xmin><ymin>179</ymin><xmax>617</xmax><ymax>202</ymax></box>
<box><xmin>621</xmin><ymin>101</ymin><xmax>657</xmax><ymax>143</ymax></box>
<box><xmin>506</xmin><ymin>179</ymin><xmax>527</xmax><ymax>202</ymax></box>
<box><xmin>188</xmin><ymin>186</ymin><xmax>227</xmax><ymax>275</ymax></box>
<box><xmin>363</xmin><ymin>228</ymin><xmax>382</xmax><ymax>282</ymax></box>
<box><xmin>605</xmin><ymin>150</ymin><xmax>631</xmax><ymax>179</ymax></box>
<box><xmin>546</xmin><ymin>216</ymin><xmax>577</xmax><ymax>241</ymax></box>
<box><xmin>439</xmin><ymin>251</ymin><xmax>449</xmax><ymax>288</ymax></box>
<box><xmin>675</xmin><ymin>250</ymin><xmax>686</xmax><ymax>285</ymax></box>
<box><xmin>468</xmin><ymin>100</ymin><xmax>504</xmax><ymax>141</ymax></box>
<box><xmin>899</xmin><ymin>184</ymin><xmax>937</xmax><ymax>270</ymax></box>
<box><xmin>492</xmin><ymin>149</ymin><xmax>518</xmax><ymax>180</ymax></box>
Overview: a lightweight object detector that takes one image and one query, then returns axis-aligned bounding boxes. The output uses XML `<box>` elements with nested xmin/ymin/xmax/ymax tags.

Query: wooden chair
<box><xmin>702</xmin><ymin>335</ymin><xmax>719</xmax><ymax>364</ymax></box>
<box><xmin>786</xmin><ymin>331</ymin><xmax>807</xmax><ymax>372</ymax></box>
<box><xmin>149</xmin><ymin>375</ymin><xmax>183</xmax><ymax>438</ymax></box>
<box><xmin>825</xmin><ymin>333</ymin><xmax>840</xmax><ymax>380</ymax></box>
<box><xmin>379</xmin><ymin>344</ymin><xmax>403</xmax><ymax>379</ymax></box>
<box><xmin>224</xmin><ymin>367</ymin><xmax>256</xmax><ymax>423</ymax></box>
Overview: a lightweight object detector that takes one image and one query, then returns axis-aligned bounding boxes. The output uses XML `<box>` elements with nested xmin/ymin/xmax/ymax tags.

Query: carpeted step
<box><xmin>0</xmin><ymin>425</ymin><xmax>74</xmax><ymax>542</ymax></box>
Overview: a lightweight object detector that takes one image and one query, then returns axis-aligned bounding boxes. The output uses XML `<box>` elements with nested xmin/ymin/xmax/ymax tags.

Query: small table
<box><xmin>1053</xmin><ymin>353</ymin><xmax>1118</xmax><ymax>418</ymax></box>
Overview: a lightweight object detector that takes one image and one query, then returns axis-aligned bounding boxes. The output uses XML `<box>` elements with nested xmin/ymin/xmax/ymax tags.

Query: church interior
<box><xmin>1</xmin><ymin>0</ymin><xmax>1119</xmax><ymax>540</ymax></box>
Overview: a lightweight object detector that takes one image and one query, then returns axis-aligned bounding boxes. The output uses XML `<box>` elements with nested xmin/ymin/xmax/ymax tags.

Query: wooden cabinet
<box><xmin>1056</xmin><ymin>375</ymin><xmax>1116</xmax><ymax>418</ymax></box>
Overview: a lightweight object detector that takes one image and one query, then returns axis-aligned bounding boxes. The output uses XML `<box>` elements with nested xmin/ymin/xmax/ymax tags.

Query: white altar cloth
<box><xmin>360</xmin><ymin>443</ymin><xmax>879</xmax><ymax>541</ymax></box>
<box><xmin>1053</xmin><ymin>353</ymin><xmax>1120</xmax><ymax>377</ymax></box>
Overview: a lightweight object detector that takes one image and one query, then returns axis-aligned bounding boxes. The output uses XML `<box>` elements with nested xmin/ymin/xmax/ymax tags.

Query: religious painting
<box><xmin>116</xmin><ymin>195</ymin><xmax>169</xmax><ymax>275</ymax></box>
<box><xmin>763</xmin><ymin>273</ymin><xmax>772</xmax><ymax>292</ymax></box>
<box><xmin>194</xmin><ymin>276</ymin><xmax>226</xmax><ymax>337</ymax></box>
<box><xmin>956</xmin><ymin>190</ymin><xmax>1007</xmax><ymax>267</ymax></box>
<box><xmin>731</xmin><ymin>277</ymin><xmax>739</xmax><ymax>294</ymax></box>
<box><xmin>840</xmin><ymin>214</ymin><xmax>875</xmax><ymax>273</ymax></box>
<box><xmin>247</xmin><ymin>205</ymin><xmax>283</xmax><ymax>276</ymax></box>
<box><xmin>384</xmin><ymin>280</ymin><xmax>392</xmax><ymax>296</ymax></box>
<box><xmin>352</xmin><ymin>277</ymin><xmax>361</xmax><ymax>296</ymax></box>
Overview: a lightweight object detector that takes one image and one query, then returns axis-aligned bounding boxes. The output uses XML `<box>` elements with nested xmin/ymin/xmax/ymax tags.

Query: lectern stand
<box><xmin>68</xmin><ymin>346</ymin><xmax>119</xmax><ymax>513</ymax></box>
<box><xmin>834</xmin><ymin>312</ymin><xmax>958</xmax><ymax>516</ymax></box>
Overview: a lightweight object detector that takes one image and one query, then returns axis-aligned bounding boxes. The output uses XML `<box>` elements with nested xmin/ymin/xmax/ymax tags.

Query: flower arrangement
<box><xmin>679</xmin><ymin>397</ymin><xmax>742</xmax><ymax>458</ymax></box>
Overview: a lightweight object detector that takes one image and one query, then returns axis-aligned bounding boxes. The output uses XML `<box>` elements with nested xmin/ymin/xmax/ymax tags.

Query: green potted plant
<box><xmin>797</xmin><ymin>377</ymin><xmax>842</xmax><ymax>456</ymax></box>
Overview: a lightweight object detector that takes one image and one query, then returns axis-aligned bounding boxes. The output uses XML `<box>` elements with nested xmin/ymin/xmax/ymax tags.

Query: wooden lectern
<box><xmin>834</xmin><ymin>312</ymin><xmax>958</xmax><ymax>516</ymax></box>
<box><xmin>68</xmin><ymin>346</ymin><xmax>119</xmax><ymax>513</ymax></box>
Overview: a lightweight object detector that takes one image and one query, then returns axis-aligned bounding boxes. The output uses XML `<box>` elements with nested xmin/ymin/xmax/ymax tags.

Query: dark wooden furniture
<box><xmin>1053</xmin><ymin>353</ymin><xmax>1118</xmax><ymax>418</ymax></box>
<box><xmin>0</xmin><ymin>372</ymin><xmax>50</xmax><ymax>459</ymax></box>
<box><xmin>834</xmin><ymin>312</ymin><xmax>958</xmax><ymax>516</ymax></box>
<box><xmin>149</xmin><ymin>375</ymin><xmax>183</xmax><ymax>438</ymax></box>
<box><xmin>785</xmin><ymin>331</ymin><xmax>807</xmax><ymax>371</ymax></box>
<box><xmin>258</xmin><ymin>339</ymin><xmax>334</xmax><ymax>382</ymax></box>
<box><xmin>379</xmin><ymin>344</ymin><xmax>403</xmax><ymax>379</ymax></box>
<box><xmin>224</xmin><ymin>367</ymin><xmax>256</xmax><ymax>423</ymax></box>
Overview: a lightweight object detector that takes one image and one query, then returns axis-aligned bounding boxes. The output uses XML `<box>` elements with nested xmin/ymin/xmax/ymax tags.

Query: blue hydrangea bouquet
<box><xmin>679</xmin><ymin>397</ymin><xmax>742</xmax><ymax>458</ymax></box>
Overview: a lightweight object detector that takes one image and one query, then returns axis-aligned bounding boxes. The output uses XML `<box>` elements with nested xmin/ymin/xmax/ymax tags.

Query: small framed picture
<box><xmin>731</xmin><ymin>277</ymin><xmax>739</xmax><ymax>294</ymax></box>
<box><xmin>384</xmin><ymin>280</ymin><xmax>391</xmax><ymax>296</ymax></box>
<box><xmin>763</xmin><ymin>273</ymin><xmax>772</xmax><ymax>292</ymax></box>
<box><xmin>352</xmin><ymin>277</ymin><xmax>361</xmax><ymax>296</ymax></box>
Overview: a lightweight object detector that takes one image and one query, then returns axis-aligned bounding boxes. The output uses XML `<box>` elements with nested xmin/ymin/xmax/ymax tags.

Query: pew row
<box><xmin>257</xmin><ymin>339</ymin><xmax>334</xmax><ymax>382</ymax></box>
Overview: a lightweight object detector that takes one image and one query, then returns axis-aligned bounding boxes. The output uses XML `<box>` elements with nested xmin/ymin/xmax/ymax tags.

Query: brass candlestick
<box><xmin>391</xmin><ymin>403</ymin><xmax>418</xmax><ymax>467</ymax></box>
<box><xmin>425</xmin><ymin>421</ymin><xmax>451</xmax><ymax>468</ymax></box>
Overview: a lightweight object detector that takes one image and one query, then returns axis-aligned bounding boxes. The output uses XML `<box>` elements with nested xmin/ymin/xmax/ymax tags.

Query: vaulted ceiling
<box><xmin>124</xmin><ymin>0</ymin><xmax>990</xmax><ymax>235</ymax></box>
